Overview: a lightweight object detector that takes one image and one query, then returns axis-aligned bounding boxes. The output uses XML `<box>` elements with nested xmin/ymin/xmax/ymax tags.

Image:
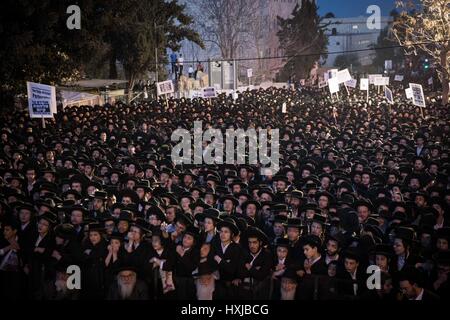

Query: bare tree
<box><xmin>392</xmin><ymin>0</ymin><xmax>450</xmax><ymax>104</ymax></box>
<box><xmin>191</xmin><ymin>0</ymin><xmax>260</xmax><ymax>60</ymax></box>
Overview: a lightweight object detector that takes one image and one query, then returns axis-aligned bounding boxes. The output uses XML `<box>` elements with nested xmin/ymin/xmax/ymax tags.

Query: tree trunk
<box><xmin>109</xmin><ymin>52</ymin><xmax>118</xmax><ymax>79</ymax></box>
<box><xmin>127</xmin><ymin>77</ymin><xmax>135</xmax><ymax>104</ymax></box>
<box><xmin>442</xmin><ymin>79</ymin><xmax>449</xmax><ymax>105</ymax></box>
<box><xmin>441</xmin><ymin>50</ymin><xmax>449</xmax><ymax>105</ymax></box>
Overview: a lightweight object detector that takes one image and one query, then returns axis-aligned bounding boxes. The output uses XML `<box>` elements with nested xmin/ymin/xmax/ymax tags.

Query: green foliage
<box><xmin>0</xmin><ymin>0</ymin><xmax>204</xmax><ymax>105</ymax></box>
<box><xmin>276</xmin><ymin>0</ymin><xmax>328</xmax><ymax>81</ymax></box>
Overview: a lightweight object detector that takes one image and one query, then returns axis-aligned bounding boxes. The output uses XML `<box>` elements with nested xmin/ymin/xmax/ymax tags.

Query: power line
<box><xmin>163</xmin><ymin>39</ymin><xmax>449</xmax><ymax>65</ymax></box>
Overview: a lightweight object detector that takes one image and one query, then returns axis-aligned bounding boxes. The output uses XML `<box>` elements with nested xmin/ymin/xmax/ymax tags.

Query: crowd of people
<box><xmin>0</xmin><ymin>84</ymin><xmax>449</xmax><ymax>300</ymax></box>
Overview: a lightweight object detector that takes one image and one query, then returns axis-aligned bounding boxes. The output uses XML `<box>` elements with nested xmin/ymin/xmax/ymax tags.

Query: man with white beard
<box><xmin>279</xmin><ymin>269</ymin><xmax>298</xmax><ymax>300</ymax></box>
<box><xmin>107</xmin><ymin>266</ymin><xmax>149</xmax><ymax>300</ymax></box>
<box><xmin>192</xmin><ymin>263</ymin><xmax>218</xmax><ymax>300</ymax></box>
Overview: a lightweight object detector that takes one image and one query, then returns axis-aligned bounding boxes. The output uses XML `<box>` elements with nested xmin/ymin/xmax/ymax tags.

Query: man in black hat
<box><xmin>398</xmin><ymin>266</ymin><xmax>439</xmax><ymax>300</ymax></box>
<box><xmin>51</xmin><ymin>224</ymin><xmax>83</xmax><ymax>273</ymax></box>
<box><xmin>17</xmin><ymin>203</ymin><xmax>37</xmax><ymax>267</ymax></box>
<box><xmin>174</xmin><ymin>225</ymin><xmax>200</xmax><ymax>299</ymax></box>
<box><xmin>107</xmin><ymin>266</ymin><xmax>149</xmax><ymax>300</ymax></box>
<box><xmin>89</xmin><ymin>190</ymin><xmax>109</xmax><ymax>221</ymax></box>
<box><xmin>124</xmin><ymin>219</ymin><xmax>152</xmax><ymax>279</ymax></box>
<box><xmin>192</xmin><ymin>261</ymin><xmax>218</xmax><ymax>300</ymax></box>
<box><xmin>278</xmin><ymin>268</ymin><xmax>298</xmax><ymax>300</ymax></box>
<box><xmin>81</xmin><ymin>222</ymin><xmax>108</xmax><ymax>300</ymax></box>
<box><xmin>69</xmin><ymin>205</ymin><xmax>88</xmax><ymax>243</ymax></box>
<box><xmin>28</xmin><ymin>212</ymin><xmax>57</xmax><ymax>299</ymax></box>
<box><xmin>213</xmin><ymin>219</ymin><xmax>244</xmax><ymax>299</ymax></box>
<box><xmin>241</xmin><ymin>227</ymin><xmax>273</xmax><ymax>299</ymax></box>
<box><xmin>336</xmin><ymin>249</ymin><xmax>368</xmax><ymax>298</ymax></box>
<box><xmin>0</xmin><ymin>219</ymin><xmax>22</xmax><ymax>300</ymax></box>
<box><xmin>284</xmin><ymin>218</ymin><xmax>305</xmax><ymax>265</ymax></box>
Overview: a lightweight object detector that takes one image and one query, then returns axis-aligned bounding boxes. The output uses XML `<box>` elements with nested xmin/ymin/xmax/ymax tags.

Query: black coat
<box><xmin>241</xmin><ymin>248</ymin><xmax>273</xmax><ymax>300</ymax></box>
<box><xmin>81</xmin><ymin>239</ymin><xmax>108</xmax><ymax>300</ymax></box>
<box><xmin>212</xmin><ymin>242</ymin><xmax>243</xmax><ymax>282</ymax></box>
<box><xmin>123</xmin><ymin>241</ymin><xmax>152</xmax><ymax>279</ymax></box>
<box><xmin>29</xmin><ymin>232</ymin><xmax>56</xmax><ymax>297</ymax></box>
<box><xmin>18</xmin><ymin>222</ymin><xmax>37</xmax><ymax>266</ymax></box>
<box><xmin>336</xmin><ymin>266</ymin><xmax>369</xmax><ymax>298</ymax></box>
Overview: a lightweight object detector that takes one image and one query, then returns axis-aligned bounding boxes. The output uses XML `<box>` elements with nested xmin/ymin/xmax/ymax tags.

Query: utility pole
<box><xmin>154</xmin><ymin>21</ymin><xmax>159</xmax><ymax>83</ymax></box>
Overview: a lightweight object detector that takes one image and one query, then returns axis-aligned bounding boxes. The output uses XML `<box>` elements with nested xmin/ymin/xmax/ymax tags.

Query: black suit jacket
<box><xmin>212</xmin><ymin>242</ymin><xmax>243</xmax><ymax>281</ymax></box>
<box><xmin>242</xmin><ymin>248</ymin><xmax>273</xmax><ymax>281</ymax></box>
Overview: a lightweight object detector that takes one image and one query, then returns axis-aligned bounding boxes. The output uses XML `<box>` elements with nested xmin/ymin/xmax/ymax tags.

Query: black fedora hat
<box><xmin>372</xmin><ymin>243</ymin><xmax>393</xmax><ymax>258</ymax></box>
<box><xmin>117</xmin><ymin>210</ymin><xmax>133</xmax><ymax>222</ymax></box>
<box><xmin>394</xmin><ymin>226</ymin><xmax>417</xmax><ymax>243</ymax></box>
<box><xmin>217</xmin><ymin>218</ymin><xmax>239</xmax><ymax>236</ymax></box>
<box><xmin>195</xmin><ymin>208</ymin><xmax>221</xmax><ymax>222</ymax></box>
<box><xmin>192</xmin><ymin>262</ymin><xmax>218</xmax><ymax>277</ymax></box>
<box><xmin>54</xmin><ymin>224</ymin><xmax>76</xmax><ymax>240</ymax></box>
<box><xmin>284</xmin><ymin>218</ymin><xmax>303</xmax><ymax>230</ymax></box>
<box><xmin>241</xmin><ymin>200</ymin><xmax>261</xmax><ymax>212</ymax></box>
<box><xmin>38</xmin><ymin>212</ymin><xmax>57</xmax><ymax>225</ymax></box>
<box><xmin>219</xmin><ymin>195</ymin><xmax>239</xmax><ymax>206</ymax></box>
<box><xmin>69</xmin><ymin>204</ymin><xmax>88</xmax><ymax>216</ymax></box>
<box><xmin>246</xmin><ymin>226</ymin><xmax>269</xmax><ymax>245</ymax></box>
<box><xmin>91</xmin><ymin>190</ymin><xmax>108</xmax><ymax>201</ymax></box>
<box><xmin>275</xmin><ymin>237</ymin><xmax>290</xmax><ymax>248</ymax></box>
<box><xmin>87</xmin><ymin>222</ymin><xmax>106</xmax><ymax>233</ymax></box>
<box><xmin>131</xmin><ymin>218</ymin><xmax>152</xmax><ymax>234</ymax></box>
<box><xmin>147</xmin><ymin>206</ymin><xmax>166</xmax><ymax>222</ymax></box>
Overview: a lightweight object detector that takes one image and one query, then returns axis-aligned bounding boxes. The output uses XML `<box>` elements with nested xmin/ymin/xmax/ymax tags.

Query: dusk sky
<box><xmin>317</xmin><ymin>0</ymin><xmax>397</xmax><ymax>17</ymax></box>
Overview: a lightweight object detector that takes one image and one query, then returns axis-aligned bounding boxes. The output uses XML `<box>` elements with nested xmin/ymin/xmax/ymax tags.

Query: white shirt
<box><xmin>414</xmin><ymin>288</ymin><xmax>424</xmax><ymax>300</ymax></box>
<box><xmin>35</xmin><ymin>234</ymin><xmax>45</xmax><ymax>247</ymax></box>
<box><xmin>326</xmin><ymin>254</ymin><xmax>338</xmax><ymax>265</ymax></box>
<box><xmin>21</xmin><ymin>222</ymin><xmax>30</xmax><ymax>231</ymax></box>
<box><xmin>221</xmin><ymin>242</ymin><xmax>231</xmax><ymax>255</ymax></box>
<box><xmin>278</xmin><ymin>258</ymin><xmax>286</xmax><ymax>265</ymax></box>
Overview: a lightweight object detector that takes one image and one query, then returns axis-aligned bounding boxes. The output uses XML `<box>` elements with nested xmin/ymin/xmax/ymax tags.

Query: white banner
<box><xmin>374</xmin><ymin>76</ymin><xmax>385</xmax><ymax>86</ymax></box>
<box><xmin>247</xmin><ymin>68</ymin><xmax>253</xmax><ymax>78</ymax></box>
<box><xmin>328</xmin><ymin>78</ymin><xmax>339</xmax><ymax>94</ymax></box>
<box><xmin>202</xmin><ymin>86</ymin><xmax>217</xmax><ymax>98</ymax></box>
<box><xmin>369</xmin><ymin>74</ymin><xmax>383</xmax><ymax>84</ymax></box>
<box><xmin>382</xmin><ymin>77</ymin><xmax>390</xmax><ymax>86</ymax></box>
<box><xmin>428</xmin><ymin>77</ymin><xmax>433</xmax><ymax>85</ymax></box>
<box><xmin>405</xmin><ymin>87</ymin><xmax>413</xmax><ymax>99</ymax></box>
<box><xmin>384</xmin><ymin>60</ymin><xmax>392</xmax><ymax>70</ymax></box>
<box><xmin>384</xmin><ymin>86</ymin><xmax>394</xmax><ymax>104</ymax></box>
<box><xmin>26</xmin><ymin>82</ymin><xmax>57</xmax><ymax>118</ymax></box>
<box><xmin>394</xmin><ymin>75</ymin><xmax>404</xmax><ymax>81</ymax></box>
<box><xmin>410</xmin><ymin>83</ymin><xmax>426</xmax><ymax>108</ymax></box>
<box><xmin>360</xmin><ymin>78</ymin><xmax>369</xmax><ymax>91</ymax></box>
<box><xmin>324</xmin><ymin>72</ymin><xmax>329</xmax><ymax>81</ymax></box>
<box><xmin>336</xmin><ymin>69</ymin><xmax>352</xmax><ymax>84</ymax></box>
<box><xmin>345</xmin><ymin>79</ymin><xmax>357</xmax><ymax>88</ymax></box>
<box><xmin>157</xmin><ymin>80</ymin><xmax>174</xmax><ymax>96</ymax></box>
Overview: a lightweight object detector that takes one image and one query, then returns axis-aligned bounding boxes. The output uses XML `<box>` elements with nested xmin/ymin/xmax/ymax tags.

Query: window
<box><xmin>336</xmin><ymin>42</ymin><xmax>340</xmax><ymax>46</ymax></box>
<box><xmin>332</xmin><ymin>28</ymin><xmax>337</xmax><ymax>35</ymax></box>
<box><xmin>352</xmin><ymin>25</ymin><xmax>358</xmax><ymax>29</ymax></box>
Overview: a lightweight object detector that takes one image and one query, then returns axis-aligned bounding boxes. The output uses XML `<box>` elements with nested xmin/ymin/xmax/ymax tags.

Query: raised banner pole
<box><xmin>164</xmin><ymin>93</ymin><xmax>169</xmax><ymax>110</ymax></box>
<box><xmin>366</xmin><ymin>85</ymin><xmax>369</xmax><ymax>103</ymax></box>
<box><xmin>344</xmin><ymin>83</ymin><xmax>350</xmax><ymax>95</ymax></box>
<box><xmin>41</xmin><ymin>115</ymin><xmax>46</xmax><ymax>129</ymax></box>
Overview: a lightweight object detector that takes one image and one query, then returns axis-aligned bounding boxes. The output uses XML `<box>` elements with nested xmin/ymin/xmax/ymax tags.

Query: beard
<box><xmin>195</xmin><ymin>280</ymin><xmax>215</xmax><ymax>300</ymax></box>
<box><xmin>118</xmin><ymin>277</ymin><xmax>136</xmax><ymax>300</ymax></box>
<box><xmin>55</xmin><ymin>280</ymin><xmax>68</xmax><ymax>294</ymax></box>
<box><xmin>280</xmin><ymin>287</ymin><xmax>296</xmax><ymax>300</ymax></box>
